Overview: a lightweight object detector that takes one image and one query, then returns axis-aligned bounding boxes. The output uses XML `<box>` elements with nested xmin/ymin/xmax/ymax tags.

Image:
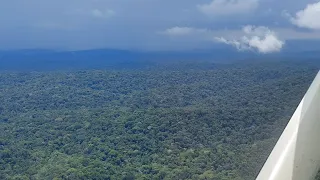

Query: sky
<box><xmin>0</xmin><ymin>0</ymin><xmax>320</xmax><ymax>53</ymax></box>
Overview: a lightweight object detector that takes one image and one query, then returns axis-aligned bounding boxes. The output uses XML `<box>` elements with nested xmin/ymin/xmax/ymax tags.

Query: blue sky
<box><xmin>0</xmin><ymin>0</ymin><xmax>320</xmax><ymax>52</ymax></box>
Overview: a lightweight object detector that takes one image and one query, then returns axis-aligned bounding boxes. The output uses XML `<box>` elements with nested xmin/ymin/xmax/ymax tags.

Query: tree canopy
<box><xmin>0</xmin><ymin>60</ymin><xmax>318</xmax><ymax>180</ymax></box>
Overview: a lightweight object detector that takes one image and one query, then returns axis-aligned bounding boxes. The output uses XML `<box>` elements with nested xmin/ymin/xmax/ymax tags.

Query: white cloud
<box><xmin>162</xmin><ymin>27</ymin><xmax>208</xmax><ymax>36</ymax></box>
<box><xmin>91</xmin><ymin>9</ymin><xmax>115</xmax><ymax>18</ymax></box>
<box><xmin>215</xmin><ymin>26</ymin><xmax>284</xmax><ymax>53</ymax></box>
<box><xmin>289</xmin><ymin>2</ymin><xmax>320</xmax><ymax>30</ymax></box>
<box><xmin>197</xmin><ymin>0</ymin><xmax>258</xmax><ymax>17</ymax></box>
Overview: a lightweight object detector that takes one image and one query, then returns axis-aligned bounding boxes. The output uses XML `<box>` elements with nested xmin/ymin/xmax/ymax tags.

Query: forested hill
<box><xmin>0</xmin><ymin>59</ymin><xmax>319</xmax><ymax>179</ymax></box>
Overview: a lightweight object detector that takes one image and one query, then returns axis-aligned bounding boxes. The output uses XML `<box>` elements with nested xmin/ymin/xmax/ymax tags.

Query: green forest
<box><xmin>0</xmin><ymin>60</ymin><xmax>319</xmax><ymax>180</ymax></box>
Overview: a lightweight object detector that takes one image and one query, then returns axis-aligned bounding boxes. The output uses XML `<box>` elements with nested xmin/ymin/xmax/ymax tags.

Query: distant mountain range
<box><xmin>0</xmin><ymin>48</ymin><xmax>249</xmax><ymax>71</ymax></box>
<box><xmin>0</xmin><ymin>40</ymin><xmax>319</xmax><ymax>71</ymax></box>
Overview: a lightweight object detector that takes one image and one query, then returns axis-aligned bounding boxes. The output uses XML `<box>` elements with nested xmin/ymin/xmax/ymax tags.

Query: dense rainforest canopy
<box><xmin>0</xmin><ymin>59</ymin><xmax>319</xmax><ymax>180</ymax></box>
